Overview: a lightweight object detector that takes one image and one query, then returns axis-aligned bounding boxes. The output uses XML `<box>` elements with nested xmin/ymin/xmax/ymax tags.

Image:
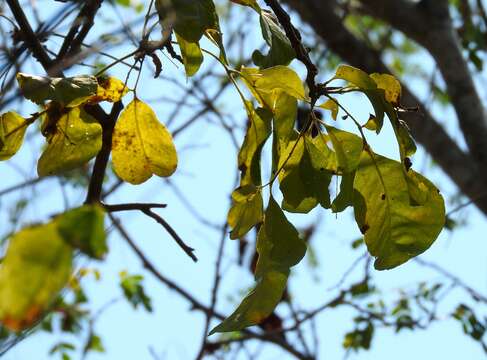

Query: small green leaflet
<box><xmin>353</xmin><ymin>153</ymin><xmax>445</xmax><ymax>270</ymax></box>
<box><xmin>253</xmin><ymin>10</ymin><xmax>295</xmax><ymax>68</ymax></box>
<box><xmin>56</xmin><ymin>205</ymin><xmax>107</xmax><ymax>260</ymax></box>
<box><xmin>229</xmin><ymin>0</ymin><xmax>261</xmax><ymax>12</ymax></box>
<box><xmin>211</xmin><ymin>197</ymin><xmax>306</xmax><ymax>333</ymax></box>
<box><xmin>37</xmin><ymin>107</ymin><xmax>102</xmax><ymax>177</ymax></box>
<box><xmin>16</xmin><ymin>73</ymin><xmax>98</xmax><ymax>107</ymax></box>
<box><xmin>175</xmin><ymin>33</ymin><xmax>204</xmax><ymax>77</ymax></box>
<box><xmin>0</xmin><ymin>112</ymin><xmax>28</xmax><ymax>161</ymax></box>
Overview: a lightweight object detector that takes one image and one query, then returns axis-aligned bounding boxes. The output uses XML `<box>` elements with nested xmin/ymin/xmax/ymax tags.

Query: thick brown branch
<box><xmin>85</xmin><ymin>101</ymin><xmax>124</xmax><ymax>204</ymax></box>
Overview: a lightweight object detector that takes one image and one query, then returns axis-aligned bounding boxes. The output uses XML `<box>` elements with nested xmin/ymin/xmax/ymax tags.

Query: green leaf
<box><xmin>0</xmin><ymin>222</ymin><xmax>73</xmax><ymax>331</ymax></box>
<box><xmin>353</xmin><ymin>153</ymin><xmax>445</xmax><ymax>270</ymax></box>
<box><xmin>384</xmin><ymin>103</ymin><xmax>417</xmax><ymax>160</ymax></box>
<box><xmin>112</xmin><ymin>98</ymin><xmax>178</xmax><ymax>184</ymax></box>
<box><xmin>279</xmin><ymin>136</ymin><xmax>332</xmax><ymax>213</ymax></box>
<box><xmin>252</xmin><ymin>10</ymin><xmax>295</xmax><ymax>68</ymax></box>
<box><xmin>175</xmin><ymin>33</ymin><xmax>204</xmax><ymax>77</ymax></box>
<box><xmin>170</xmin><ymin>0</ymin><xmax>219</xmax><ymax>43</ymax></box>
<box><xmin>238</xmin><ymin>102</ymin><xmax>272</xmax><ymax>186</ymax></box>
<box><xmin>37</xmin><ymin>107</ymin><xmax>102</xmax><ymax>177</ymax></box>
<box><xmin>335</xmin><ymin>65</ymin><xmax>377</xmax><ymax>89</ymax></box>
<box><xmin>16</xmin><ymin>73</ymin><xmax>98</xmax><ymax>107</ymax></box>
<box><xmin>120</xmin><ymin>273</ymin><xmax>152</xmax><ymax>312</ymax></box>
<box><xmin>332</xmin><ymin>172</ymin><xmax>355</xmax><ymax>213</ymax></box>
<box><xmin>228</xmin><ymin>185</ymin><xmax>264</xmax><ymax>239</ymax></box>
<box><xmin>56</xmin><ymin>205</ymin><xmax>107</xmax><ymax>259</ymax></box>
<box><xmin>0</xmin><ymin>112</ymin><xmax>28</xmax><ymax>161</ymax></box>
<box><xmin>325</xmin><ymin>125</ymin><xmax>363</xmax><ymax>174</ymax></box>
<box><xmin>211</xmin><ymin>197</ymin><xmax>306</xmax><ymax>333</ymax></box>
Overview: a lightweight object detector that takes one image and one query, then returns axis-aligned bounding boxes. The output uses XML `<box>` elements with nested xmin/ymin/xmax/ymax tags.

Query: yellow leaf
<box><xmin>37</xmin><ymin>107</ymin><xmax>102</xmax><ymax>176</ymax></box>
<box><xmin>370</xmin><ymin>73</ymin><xmax>402</xmax><ymax>105</ymax></box>
<box><xmin>317</xmin><ymin>99</ymin><xmax>339</xmax><ymax>120</ymax></box>
<box><xmin>94</xmin><ymin>76</ymin><xmax>129</xmax><ymax>103</ymax></box>
<box><xmin>0</xmin><ymin>112</ymin><xmax>28</xmax><ymax>161</ymax></box>
<box><xmin>112</xmin><ymin>99</ymin><xmax>178</xmax><ymax>184</ymax></box>
<box><xmin>0</xmin><ymin>223</ymin><xmax>72</xmax><ymax>331</ymax></box>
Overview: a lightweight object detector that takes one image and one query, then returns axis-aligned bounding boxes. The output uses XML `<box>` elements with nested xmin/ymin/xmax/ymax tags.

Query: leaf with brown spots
<box><xmin>111</xmin><ymin>98</ymin><xmax>177</xmax><ymax>184</ymax></box>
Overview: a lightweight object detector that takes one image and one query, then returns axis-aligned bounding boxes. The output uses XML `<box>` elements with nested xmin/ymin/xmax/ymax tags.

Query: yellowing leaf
<box><xmin>175</xmin><ymin>33</ymin><xmax>204</xmax><ymax>77</ymax></box>
<box><xmin>228</xmin><ymin>185</ymin><xmax>264</xmax><ymax>239</ymax></box>
<box><xmin>238</xmin><ymin>102</ymin><xmax>272</xmax><ymax>186</ymax></box>
<box><xmin>335</xmin><ymin>65</ymin><xmax>377</xmax><ymax>89</ymax></box>
<box><xmin>56</xmin><ymin>205</ymin><xmax>107</xmax><ymax>259</ymax></box>
<box><xmin>370</xmin><ymin>73</ymin><xmax>402</xmax><ymax>105</ymax></box>
<box><xmin>353</xmin><ymin>153</ymin><xmax>445</xmax><ymax>270</ymax></box>
<box><xmin>94</xmin><ymin>76</ymin><xmax>129</xmax><ymax>103</ymax></box>
<box><xmin>240</xmin><ymin>66</ymin><xmax>306</xmax><ymax>107</ymax></box>
<box><xmin>112</xmin><ymin>99</ymin><xmax>177</xmax><ymax>184</ymax></box>
<box><xmin>17</xmin><ymin>73</ymin><xmax>98</xmax><ymax>107</ymax></box>
<box><xmin>211</xmin><ymin>197</ymin><xmax>306</xmax><ymax>333</ymax></box>
<box><xmin>0</xmin><ymin>112</ymin><xmax>28</xmax><ymax>161</ymax></box>
<box><xmin>0</xmin><ymin>223</ymin><xmax>72</xmax><ymax>331</ymax></box>
<box><xmin>318</xmin><ymin>98</ymin><xmax>339</xmax><ymax>120</ymax></box>
<box><xmin>37</xmin><ymin>107</ymin><xmax>102</xmax><ymax>177</ymax></box>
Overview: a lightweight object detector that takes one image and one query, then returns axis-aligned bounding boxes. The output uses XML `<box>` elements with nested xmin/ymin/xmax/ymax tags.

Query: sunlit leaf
<box><xmin>318</xmin><ymin>98</ymin><xmax>339</xmax><ymax>120</ymax></box>
<box><xmin>238</xmin><ymin>102</ymin><xmax>272</xmax><ymax>186</ymax></box>
<box><xmin>370</xmin><ymin>73</ymin><xmax>402</xmax><ymax>105</ymax></box>
<box><xmin>211</xmin><ymin>197</ymin><xmax>306</xmax><ymax>333</ymax></box>
<box><xmin>325</xmin><ymin>125</ymin><xmax>363</xmax><ymax>174</ymax></box>
<box><xmin>353</xmin><ymin>153</ymin><xmax>445</xmax><ymax>270</ymax></box>
<box><xmin>253</xmin><ymin>10</ymin><xmax>295</xmax><ymax>68</ymax></box>
<box><xmin>240</xmin><ymin>66</ymin><xmax>306</xmax><ymax>107</ymax></box>
<box><xmin>112</xmin><ymin>98</ymin><xmax>177</xmax><ymax>184</ymax></box>
<box><xmin>37</xmin><ymin>107</ymin><xmax>102</xmax><ymax>177</ymax></box>
<box><xmin>228</xmin><ymin>185</ymin><xmax>264</xmax><ymax>239</ymax></box>
<box><xmin>17</xmin><ymin>73</ymin><xmax>98</xmax><ymax>107</ymax></box>
<box><xmin>94</xmin><ymin>76</ymin><xmax>129</xmax><ymax>103</ymax></box>
<box><xmin>0</xmin><ymin>223</ymin><xmax>72</xmax><ymax>331</ymax></box>
<box><xmin>0</xmin><ymin>112</ymin><xmax>28</xmax><ymax>161</ymax></box>
<box><xmin>56</xmin><ymin>205</ymin><xmax>107</xmax><ymax>260</ymax></box>
<box><xmin>335</xmin><ymin>65</ymin><xmax>377</xmax><ymax>89</ymax></box>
